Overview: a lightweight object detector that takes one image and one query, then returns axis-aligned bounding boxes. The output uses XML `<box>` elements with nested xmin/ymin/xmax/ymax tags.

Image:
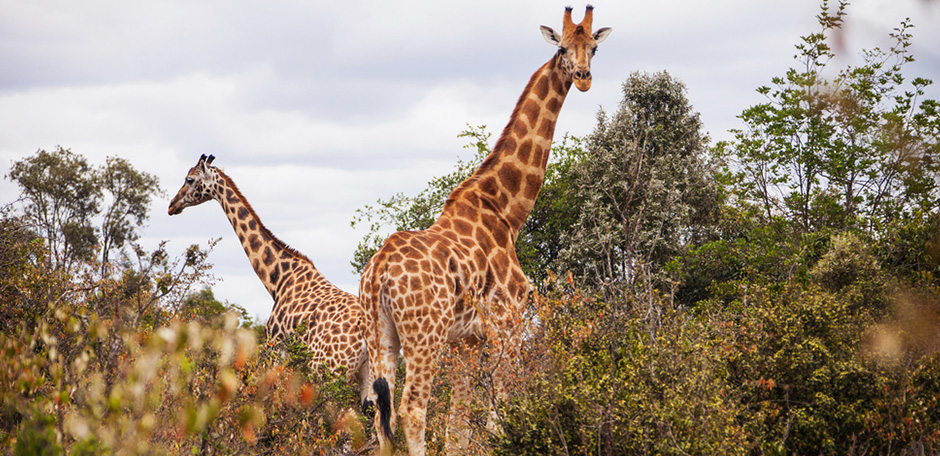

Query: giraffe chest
<box><xmin>444</xmin><ymin>253</ymin><xmax>529</xmax><ymax>341</ymax></box>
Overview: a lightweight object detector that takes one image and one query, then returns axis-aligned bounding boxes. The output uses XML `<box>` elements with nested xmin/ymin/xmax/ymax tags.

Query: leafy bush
<box><xmin>494</xmin><ymin>279</ymin><xmax>750</xmax><ymax>456</ymax></box>
<box><xmin>811</xmin><ymin>232</ymin><xmax>882</xmax><ymax>292</ymax></box>
<box><xmin>0</xmin><ymin>301</ymin><xmax>365</xmax><ymax>454</ymax></box>
<box><xmin>0</xmin><ymin>213</ymin><xmax>365</xmax><ymax>454</ymax></box>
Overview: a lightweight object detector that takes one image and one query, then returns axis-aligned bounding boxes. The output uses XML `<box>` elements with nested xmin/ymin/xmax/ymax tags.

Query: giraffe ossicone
<box><xmin>168</xmin><ymin>154</ymin><xmax>371</xmax><ymax>405</ymax></box>
<box><xmin>359</xmin><ymin>6</ymin><xmax>610</xmax><ymax>455</ymax></box>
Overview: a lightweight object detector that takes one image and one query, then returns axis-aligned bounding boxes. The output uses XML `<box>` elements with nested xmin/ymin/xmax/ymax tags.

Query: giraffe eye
<box><xmin>558</xmin><ymin>47</ymin><xmax>567</xmax><ymax>55</ymax></box>
<box><xmin>592</xmin><ymin>47</ymin><xmax>598</xmax><ymax>55</ymax></box>
<box><xmin>186</xmin><ymin>177</ymin><xmax>194</xmax><ymax>185</ymax></box>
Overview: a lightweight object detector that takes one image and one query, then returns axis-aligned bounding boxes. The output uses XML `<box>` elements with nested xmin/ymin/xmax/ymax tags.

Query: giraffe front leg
<box><xmin>485</xmin><ymin>321</ymin><xmax>524</xmax><ymax>436</ymax></box>
<box><xmin>445</xmin><ymin>341</ymin><xmax>479</xmax><ymax>454</ymax></box>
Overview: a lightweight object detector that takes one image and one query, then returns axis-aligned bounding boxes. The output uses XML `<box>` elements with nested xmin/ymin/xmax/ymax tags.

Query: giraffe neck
<box><xmin>443</xmin><ymin>54</ymin><xmax>570</xmax><ymax>240</ymax></box>
<box><xmin>209</xmin><ymin>169</ymin><xmax>312</xmax><ymax>300</ymax></box>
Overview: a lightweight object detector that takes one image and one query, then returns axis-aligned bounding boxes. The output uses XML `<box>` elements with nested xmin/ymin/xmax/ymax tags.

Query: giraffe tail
<box><xmin>373</xmin><ymin>377</ymin><xmax>393</xmax><ymax>440</ymax></box>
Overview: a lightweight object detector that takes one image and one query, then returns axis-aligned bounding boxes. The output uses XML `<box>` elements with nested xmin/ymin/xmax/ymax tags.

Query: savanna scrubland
<box><xmin>3</xmin><ymin>2</ymin><xmax>939</xmax><ymax>454</ymax></box>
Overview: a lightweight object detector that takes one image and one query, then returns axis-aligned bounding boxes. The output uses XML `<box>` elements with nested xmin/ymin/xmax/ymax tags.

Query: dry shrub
<box><xmin>0</xmin><ymin>227</ymin><xmax>365</xmax><ymax>455</ymax></box>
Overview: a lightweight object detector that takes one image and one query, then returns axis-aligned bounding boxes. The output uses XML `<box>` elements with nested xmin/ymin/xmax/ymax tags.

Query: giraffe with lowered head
<box><xmin>359</xmin><ymin>6</ymin><xmax>610</xmax><ymax>455</ymax></box>
<box><xmin>168</xmin><ymin>155</ymin><xmax>370</xmax><ymax>403</ymax></box>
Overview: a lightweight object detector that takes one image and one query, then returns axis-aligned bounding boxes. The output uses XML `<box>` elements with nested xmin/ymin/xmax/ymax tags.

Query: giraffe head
<box><xmin>540</xmin><ymin>5</ymin><xmax>611</xmax><ymax>92</ymax></box>
<box><xmin>168</xmin><ymin>154</ymin><xmax>218</xmax><ymax>215</ymax></box>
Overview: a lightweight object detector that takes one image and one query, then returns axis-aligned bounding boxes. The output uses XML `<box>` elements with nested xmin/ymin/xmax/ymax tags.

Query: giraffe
<box><xmin>359</xmin><ymin>6</ymin><xmax>610</xmax><ymax>455</ymax></box>
<box><xmin>168</xmin><ymin>154</ymin><xmax>371</xmax><ymax>404</ymax></box>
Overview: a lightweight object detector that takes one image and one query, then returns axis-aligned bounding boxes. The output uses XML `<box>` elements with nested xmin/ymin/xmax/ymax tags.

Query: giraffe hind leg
<box><xmin>367</xmin><ymin>304</ymin><xmax>401</xmax><ymax>452</ymax></box>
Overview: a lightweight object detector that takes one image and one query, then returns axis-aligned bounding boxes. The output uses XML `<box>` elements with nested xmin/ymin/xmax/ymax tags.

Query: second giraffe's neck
<box><xmin>210</xmin><ymin>170</ymin><xmax>312</xmax><ymax>299</ymax></box>
<box><xmin>445</xmin><ymin>54</ymin><xmax>571</xmax><ymax>238</ymax></box>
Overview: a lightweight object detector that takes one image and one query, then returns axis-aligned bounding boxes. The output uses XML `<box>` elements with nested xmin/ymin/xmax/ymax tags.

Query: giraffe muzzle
<box><xmin>168</xmin><ymin>202</ymin><xmax>183</xmax><ymax>216</ymax></box>
<box><xmin>573</xmin><ymin>71</ymin><xmax>592</xmax><ymax>91</ymax></box>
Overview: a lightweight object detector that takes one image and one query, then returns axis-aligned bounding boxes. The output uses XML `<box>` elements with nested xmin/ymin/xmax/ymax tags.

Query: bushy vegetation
<box><xmin>0</xmin><ymin>153</ymin><xmax>364</xmax><ymax>454</ymax></box>
<box><xmin>3</xmin><ymin>1</ymin><xmax>939</xmax><ymax>454</ymax></box>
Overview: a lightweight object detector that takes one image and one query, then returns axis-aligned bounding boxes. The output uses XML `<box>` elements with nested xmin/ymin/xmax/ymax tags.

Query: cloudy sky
<box><xmin>2</xmin><ymin>0</ymin><xmax>938</xmax><ymax>321</ymax></box>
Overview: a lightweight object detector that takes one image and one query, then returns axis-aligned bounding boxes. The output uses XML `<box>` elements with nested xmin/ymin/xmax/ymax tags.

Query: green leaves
<box><xmin>495</xmin><ymin>285</ymin><xmax>750</xmax><ymax>455</ymax></box>
<box><xmin>556</xmin><ymin>71</ymin><xmax>720</xmax><ymax>300</ymax></box>
<box><xmin>720</xmin><ymin>0</ymin><xmax>939</xmax><ymax>237</ymax></box>
<box><xmin>7</xmin><ymin>147</ymin><xmax>100</xmax><ymax>270</ymax></box>
<box><xmin>98</xmin><ymin>156</ymin><xmax>162</xmax><ymax>266</ymax></box>
<box><xmin>6</xmin><ymin>147</ymin><xmax>162</xmax><ymax>272</ymax></box>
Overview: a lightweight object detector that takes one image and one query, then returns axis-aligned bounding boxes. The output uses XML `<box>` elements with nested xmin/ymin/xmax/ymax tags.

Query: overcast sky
<box><xmin>2</xmin><ymin>0</ymin><xmax>938</xmax><ymax>321</ymax></box>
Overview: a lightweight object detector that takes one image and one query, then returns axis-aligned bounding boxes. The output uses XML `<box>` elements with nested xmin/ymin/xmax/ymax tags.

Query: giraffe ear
<box><xmin>593</xmin><ymin>27</ymin><xmax>611</xmax><ymax>44</ymax></box>
<box><xmin>540</xmin><ymin>26</ymin><xmax>561</xmax><ymax>46</ymax></box>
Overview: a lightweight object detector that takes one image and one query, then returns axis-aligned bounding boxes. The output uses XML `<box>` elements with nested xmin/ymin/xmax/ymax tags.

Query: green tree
<box><xmin>556</xmin><ymin>71</ymin><xmax>720</xmax><ymax>300</ymax></box>
<box><xmin>6</xmin><ymin>147</ymin><xmax>162</xmax><ymax>272</ymax></box>
<box><xmin>674</xmin><ymin>2</ymin><xmax>940</xmax><ymax>301</ymax></box>
<box><xmin>717</xmin><ymin>0</ymin><xmax>939</xmax><ymax>236</ymax></box>
<box><xmin>7</xmin><ymin>146</ymin><xmax>100</xmax><ymax>270</ymax></box>
<box><xmin>98</xmin><ymin>156</ymin><xmax>162</xmax><ymax>267</ymax></box>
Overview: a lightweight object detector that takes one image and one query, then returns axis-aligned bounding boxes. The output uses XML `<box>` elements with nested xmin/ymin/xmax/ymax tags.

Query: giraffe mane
<box><xmin>214</xmin><ymin>167</ymin><xmax>315</xmax><ymax>266</ymax></box>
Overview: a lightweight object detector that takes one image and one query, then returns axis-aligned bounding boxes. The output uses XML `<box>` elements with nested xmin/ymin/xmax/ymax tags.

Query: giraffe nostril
<box><xmin>575</xmin><ymin>71</ymin><xmax>591</xmax><ymax>80</ymax></box>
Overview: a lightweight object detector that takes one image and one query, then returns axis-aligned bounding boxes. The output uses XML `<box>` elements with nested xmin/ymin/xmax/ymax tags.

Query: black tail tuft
<box><xmin>373</xmin><ymin>377</ymin><xmax>393</xmax><ymax>440</ymax></box>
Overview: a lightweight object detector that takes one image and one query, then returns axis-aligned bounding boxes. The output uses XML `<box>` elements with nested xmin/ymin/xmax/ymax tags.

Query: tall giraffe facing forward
<box><xmin>359</xmin><ymin>6</ymin><xmax>610</xmax><ymax>455</ymax></box>
<box><xmin>168</xmin><ymin>155</ymin><xmax>370</xmax><ymax>402</ymax></box>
